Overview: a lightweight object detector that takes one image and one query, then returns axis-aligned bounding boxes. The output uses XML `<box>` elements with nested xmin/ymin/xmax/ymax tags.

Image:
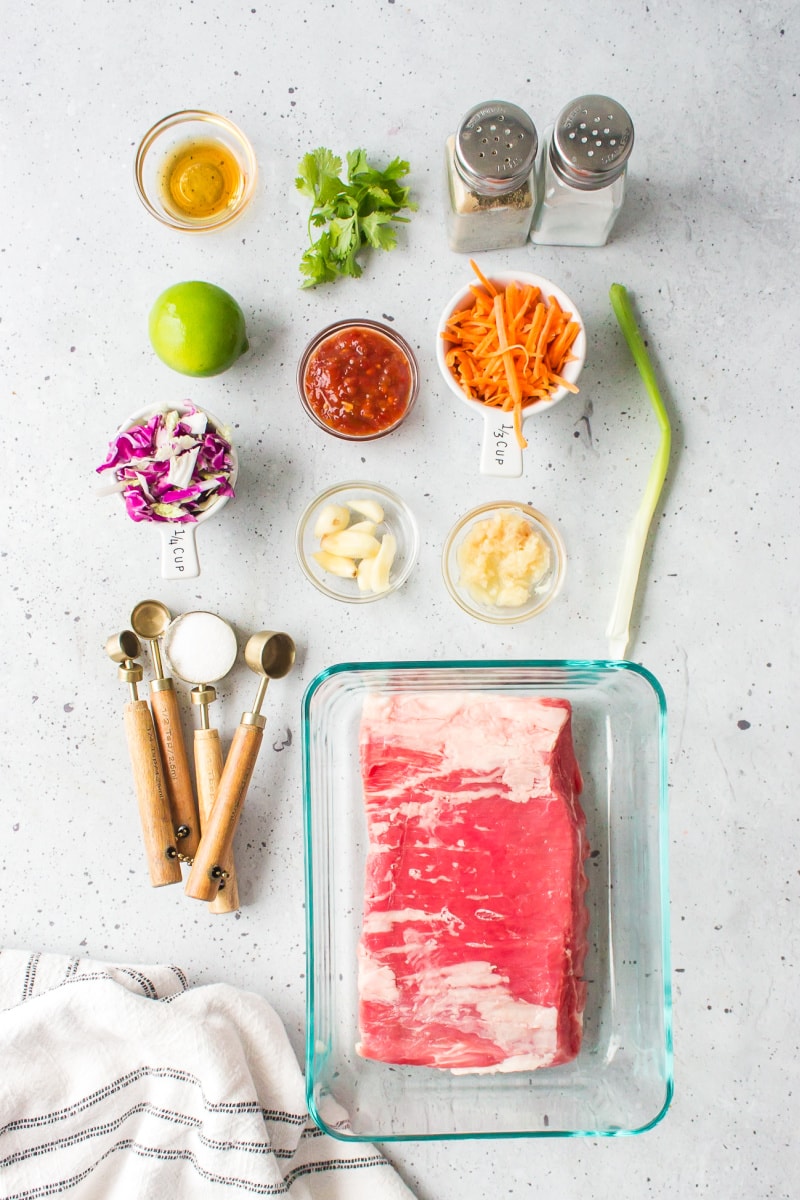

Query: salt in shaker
<box><xmin>530</xmin><ymin>95</ymin><xmax>634</xmax><ymax>247</ymax></box>
<box><xmin>445</xmin><ymin>101</ymin><xmax>538</xmax><ymax>254</ymax></box>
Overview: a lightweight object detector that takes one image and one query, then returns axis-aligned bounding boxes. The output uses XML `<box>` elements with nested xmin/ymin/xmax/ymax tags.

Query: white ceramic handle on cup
<box><xmin>480</xmin><ymin>413</ymin><xmax>524</xmax><ymax>477</ymax></box>
<box><xmin>160</xmin><ymin>523</ymin><xmax>200</xmax><ymax>578</ymax></box>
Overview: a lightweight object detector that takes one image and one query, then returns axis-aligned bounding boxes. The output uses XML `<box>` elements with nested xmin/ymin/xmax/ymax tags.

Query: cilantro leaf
<box><xmin>299</xmin><ymin>241</ymin><xmax>336</xmax><ymax>288</ymax></box>
<box><xmin>346</xmin><ymin>148</ymin><xmax>370</xmax><ymax>178</ymax></box>
<box><xmin>296</xmin><ymin>146</ymin><xmax>414</xmax><ymax>286</ymax></box>
<box><xmin>358</xmin><ymin>184</ymin><xmax>397</xmax><ymax>213</ymax></box>
<box><xmin>380</xmin><ymin>156</ymin><xmax>411</xmax><ymax>181</ymax></box>
<box><xmin>295</xmin><ymin>148</ymin><xmax>342</xmax><ymax>202</ymax></box>
<box><xmin>360</xmin><ymin>211</ymin><xmax>398</xmax><ymax>251</ymax></box>
<box><xmin>329</xmin><ymin>213</ymin><xmax>359</xmax><ymax>261</ymax></box>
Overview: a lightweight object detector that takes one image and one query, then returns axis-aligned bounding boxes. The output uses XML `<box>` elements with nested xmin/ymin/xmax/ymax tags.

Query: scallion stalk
<box><xmin>605</xmin><ymin>284</ymin><xmax>672</xmax><ymax>659</ymax></box>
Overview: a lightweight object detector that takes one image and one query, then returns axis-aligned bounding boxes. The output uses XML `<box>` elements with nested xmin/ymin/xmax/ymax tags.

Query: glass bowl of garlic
<box><xmin>295</xmin><ymin>481</ymin><xmax>419</xmax><ymax>603</ymax></box>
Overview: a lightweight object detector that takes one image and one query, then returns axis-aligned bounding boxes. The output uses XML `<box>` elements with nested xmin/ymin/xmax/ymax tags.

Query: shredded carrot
<box><xmin>549</xmin><ymin>320</ymin><xmax>581</xmax><ymax>366</ymax></box>
<box><xmin>524</xmin><ymin>303</ymin><xmax>547</xmax><ymax>354</ymax></box>
<box><xmin>469</xmin><ymin>259</ymin><xmax>497</xmax><ymax>297</ymax></box>
<box><xmin>442</xmin><ymin>260</ymin><xmax>582</xmax><ymax>448</ymax></box>
<box><xmin>493</xmin><ymin>293</ymin><xmax>522</xmax><ymax>411</ymax></box>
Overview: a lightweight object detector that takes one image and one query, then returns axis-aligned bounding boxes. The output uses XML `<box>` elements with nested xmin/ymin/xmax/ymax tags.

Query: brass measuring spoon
<box><xmin>130</xmin><ymin>600</ymin><xmax>200</xmax><ymax>857</ymax></box>
<box><xmin>163</xmin><ymin>611</ymin><xmax>240</xmax><ymax>914</ymax></box>
<box><xmin>105</xmin><ymin>631</ymin><xmax>182</xmax><ymax>887</ymax></box>
<box><xmin>185</xmin><ymin>631</ymin><xmax>296</xmax><ymax>903</ymax></box>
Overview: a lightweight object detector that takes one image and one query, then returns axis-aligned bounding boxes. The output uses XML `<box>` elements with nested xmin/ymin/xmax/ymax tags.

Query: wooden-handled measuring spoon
<box><xmin>163</xmin><ymin>611</ymin><xmax>240</xmax><ymax>914</ymax></box>
<box><xmin>105</xmin><ymin>631</ymin><xmax>182</xmax><ymax>887</ymax></box>
<box><xmin>130</xmin><ymin>600</ymin><xmax>200</xmax><ymax>857</ymax></box>
<box><xmin>185</xmin><ymin>631</ymin><xmax>296</xmax><ymax>903</ymax></box>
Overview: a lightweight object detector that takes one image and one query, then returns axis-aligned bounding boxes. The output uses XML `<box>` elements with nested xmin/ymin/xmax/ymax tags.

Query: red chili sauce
<box><xmin>303</xmin><ymin>326</ymin><xmax>413</xmax><ymax>437</ymax></box>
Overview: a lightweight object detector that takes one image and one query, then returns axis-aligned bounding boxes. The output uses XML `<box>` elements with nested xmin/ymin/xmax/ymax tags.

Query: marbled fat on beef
<box><xmin>357</xmin><ymin>691</ymin><xmax>588</xmax><ymax>1073</ymax></box>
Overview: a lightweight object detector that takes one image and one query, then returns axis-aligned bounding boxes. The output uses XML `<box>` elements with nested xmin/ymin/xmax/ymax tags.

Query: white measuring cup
<box><xmin>435</xmin><ymin>270</ymin><xmax>586</xmax><ymax>478</ymax></box>
<box><xmin>111</xmin><ymin>402</ymin><xmax>238</xmax><ymax>579</ymax></box>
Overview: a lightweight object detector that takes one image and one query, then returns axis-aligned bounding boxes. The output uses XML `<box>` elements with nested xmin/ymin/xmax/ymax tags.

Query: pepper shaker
<box><xmin>445</xmin><ymin>101</ymin><xmax>538</xmax><ymax>254</ymax></box>
<box><xmin>530</xmin><ymin>95</ymin><xmax>634</xmax><ymax>247</ymax></box>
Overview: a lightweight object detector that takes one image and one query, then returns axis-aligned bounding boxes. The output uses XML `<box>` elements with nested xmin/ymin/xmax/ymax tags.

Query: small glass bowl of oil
<box><xmin>135</xmin><ymin>110</ymin><xmax>257</xmax><ymax>232</ymax></box>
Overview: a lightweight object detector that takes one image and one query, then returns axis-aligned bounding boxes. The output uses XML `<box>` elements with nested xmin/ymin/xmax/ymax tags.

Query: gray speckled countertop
<box><xmin>2</xmin><ymin>1</ymin><xmax>798</xmax><ymax>1196</ymax></box>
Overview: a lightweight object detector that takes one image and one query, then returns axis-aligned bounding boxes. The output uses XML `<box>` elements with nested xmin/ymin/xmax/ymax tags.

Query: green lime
<box><xmin>148</xmin><ymin>281</ymin><xmax>249</xmax><ymax>377</ymax></box>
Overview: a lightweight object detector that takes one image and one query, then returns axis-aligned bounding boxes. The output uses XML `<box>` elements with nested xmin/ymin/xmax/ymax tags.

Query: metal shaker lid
<box><xmin>454</xmin><ymin>101</ymin><xmax>538</xmax><ymax>196</ymax></box>
<box><xmin>550</xmin><ymin>95</ymin><xmax>634</xmax><ymax>190</ymax></box>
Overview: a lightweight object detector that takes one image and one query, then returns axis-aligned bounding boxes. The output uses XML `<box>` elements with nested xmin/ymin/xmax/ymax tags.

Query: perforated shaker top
<box><xmin>454</xmin><ymin>101</ymin><xmax>538</xmax><ymax>196</ymax></box>
<box><xmin>550</xmin><ymin>95</ymin><xmax>634</xmax><ymax>190</ymax></box>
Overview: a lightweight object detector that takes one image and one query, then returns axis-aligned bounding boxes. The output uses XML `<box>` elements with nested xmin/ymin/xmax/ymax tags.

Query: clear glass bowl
<box><xmin>442</xmin><ymin>501</ymin><xmax>566</xmax><ymax>623</ymax></box>
<box><xmin>295</xmin><ymin>481</ymin><xmax>418</xmax><ymax>603</ymax></box>
<box><xmin>297</xmin><ymin>320</ymin><xmax>419</xmax><ymax>441</ymax></box>
<box><xmin>302</xmin><ymin>660</ymin><xmax>672</xmax><ymax>1141</ymax></box>
<box><xmin>134</xmin><ymin>110</ymin><xmax>257</xmax><ymax>232</ymax></box>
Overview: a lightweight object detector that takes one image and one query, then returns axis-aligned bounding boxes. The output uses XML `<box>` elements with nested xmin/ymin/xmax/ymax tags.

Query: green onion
<box><xmin>606</xmin><ymin>284</ymin><xmax>672</xmax><ymax>659</ymax></box>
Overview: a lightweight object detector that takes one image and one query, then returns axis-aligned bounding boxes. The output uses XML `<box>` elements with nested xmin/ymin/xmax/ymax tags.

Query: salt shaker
<box><xmin>445</xmin><ymin>101</ymin><xmax>538</xmax><ymax>254</ymax></box>
<box><xmin>530</xmin><ymin>95</ymin><xmax>634</xmax><ymax>247</ymax></box>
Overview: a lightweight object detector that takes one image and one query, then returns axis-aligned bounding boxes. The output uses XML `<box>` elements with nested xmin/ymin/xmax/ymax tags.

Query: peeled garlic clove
<box><xmin>313</xmin><ymin>503</ymin><xmax>351</xmax><ymax>539</ymax></box>
<box><xmin>347</xmin><ymin>520</ymin><xmax>377</xmax><ymax>536</ymax></box>
<box><xmin>313</xmin><ymin>550</ymin><xmax>357</xmax><ymax>578</ymax></box>
<box><xmin>321</xmin><ymin>530</ymin><xmax>381</xmax><ymax>559</ymax></box>
<box><xmin>357</xmin><ymin>557</ymin><xmax>376</xmax><ymax>592</ymax></box>
<box><xmin>347</xmin><ymin>498</ymin><xmax>384</xmax><ymax>524</ymax></box>
<box><xmin>370</xmin><ymin>533</ymin><xmax>397</xmax><ymax>593</ymax></box>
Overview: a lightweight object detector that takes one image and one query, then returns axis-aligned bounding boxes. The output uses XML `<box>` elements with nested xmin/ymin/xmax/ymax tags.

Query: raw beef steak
<box><xmin>356</xmin><ymin>691</ymin><xmax>588</xmax><ymax>1073</ymax></box>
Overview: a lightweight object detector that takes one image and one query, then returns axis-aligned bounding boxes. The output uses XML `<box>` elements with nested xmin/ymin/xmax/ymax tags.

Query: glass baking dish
<box><xmin>302</xmin><ymin>660</ymin><xmax>672</xmax><ymax>1141</ymax></box>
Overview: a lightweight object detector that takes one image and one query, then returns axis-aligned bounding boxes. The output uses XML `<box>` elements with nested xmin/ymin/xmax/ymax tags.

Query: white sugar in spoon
<box><xmin>164</xmin><ymin>611</ymin><xmax>240</xmax><ymax>913</ymax></box>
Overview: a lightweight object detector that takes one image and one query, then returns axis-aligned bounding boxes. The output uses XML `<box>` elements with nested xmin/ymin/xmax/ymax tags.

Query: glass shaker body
<box><xmin>445</xmin><ymin>101</ymin><xmax>538</xmax><ymax>254</ymax></box>
<box><xmin>530</xmin><ymin>96</ymin><xmax>634</xmax><ymax>248</ymax></box>
<box><xmin>531</xmin><ymin>130</ymin><xmax>627</xmax><ymax>247</ymax></box>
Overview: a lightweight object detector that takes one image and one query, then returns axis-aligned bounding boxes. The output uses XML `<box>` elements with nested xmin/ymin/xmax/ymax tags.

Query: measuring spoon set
<box><xmin>105</xmin><ymin>601</ymin><xmax>295</xmax><ymax>912</ymax></box>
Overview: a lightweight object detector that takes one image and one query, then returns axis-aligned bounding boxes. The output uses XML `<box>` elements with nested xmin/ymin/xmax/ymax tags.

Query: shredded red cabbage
<box><xmin>97</xmin><ymin>404</ymin><xmax>236</xmax><ymax>523</ymax></box>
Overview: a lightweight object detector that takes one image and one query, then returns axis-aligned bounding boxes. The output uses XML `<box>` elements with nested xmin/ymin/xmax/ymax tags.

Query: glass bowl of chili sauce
<box><xmin>297</xmin><ymin>320</ymin><xmax>419</xmax><ymax>440</ymax></box>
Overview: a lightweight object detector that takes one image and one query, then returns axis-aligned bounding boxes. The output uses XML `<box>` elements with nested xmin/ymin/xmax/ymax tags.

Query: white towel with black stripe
<box><xmin>0</xmin><ymin>950</ymin><xmax>415</xmax><ymax>1200</ymax></box>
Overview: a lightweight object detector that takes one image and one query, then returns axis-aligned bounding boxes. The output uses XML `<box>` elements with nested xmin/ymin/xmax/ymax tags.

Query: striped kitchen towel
<box><xmin>0</xmin><ymin>950</ymin><xmax>415</xmax><ymax>1200</ymax></box>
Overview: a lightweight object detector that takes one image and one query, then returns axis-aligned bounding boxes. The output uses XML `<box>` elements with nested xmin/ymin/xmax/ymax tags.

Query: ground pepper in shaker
<box><xmin>530</xmin><ymin>94</ymin><xmax>634</xmax><ymax>247</ymax></box>
<box><xmin>445</xmin><ymin>101</ymin><xmax>538</xmax><ymax>253</ymax></box>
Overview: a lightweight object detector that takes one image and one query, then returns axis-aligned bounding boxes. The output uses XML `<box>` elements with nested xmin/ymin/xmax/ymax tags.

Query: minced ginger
<box><xmin>457</xmin><ymin>511</ymin><xmax>550</xmax><ymax>608</ymax></box>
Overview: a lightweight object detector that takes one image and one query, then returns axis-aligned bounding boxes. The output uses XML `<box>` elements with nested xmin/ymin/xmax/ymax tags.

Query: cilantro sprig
<box><xmin>295</xmin><ymin>147</ymin><xmax>415</xmax><ymax>287</ymax></box>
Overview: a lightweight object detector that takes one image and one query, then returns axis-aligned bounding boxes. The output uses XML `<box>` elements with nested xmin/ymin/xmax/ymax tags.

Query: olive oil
<box><xmin>161</xmin><ymin>139</ymin><xmax>244</xmax><ymax>221</ymax></box>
